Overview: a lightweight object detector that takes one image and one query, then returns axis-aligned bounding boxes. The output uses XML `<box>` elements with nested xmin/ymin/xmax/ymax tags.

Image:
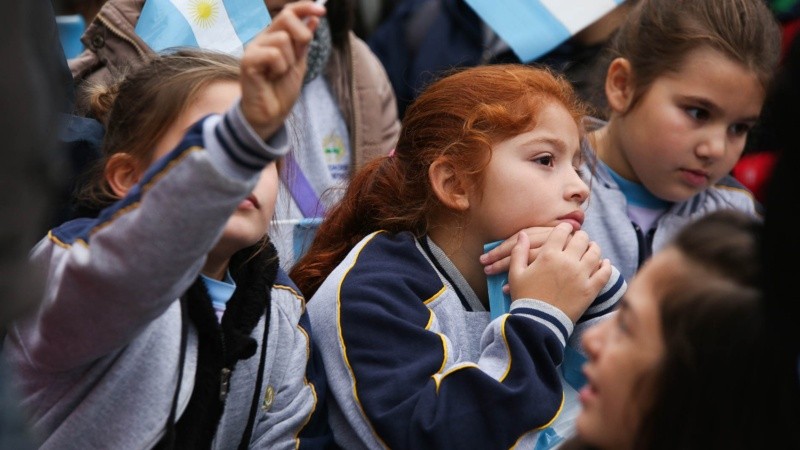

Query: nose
<box><xmin>568</xmin><ymin>168</ymin><xmax>590</xmax><ymax>204</ymax></box>
<box><xmin>695</xmin><ymin>127</ymin><xmax>727</xmax><ymax>161</ymax></box>
<box><xmin>581</xmin><ymin>319</ymin><xmax>606</xmax><ymax>360</ymax></box>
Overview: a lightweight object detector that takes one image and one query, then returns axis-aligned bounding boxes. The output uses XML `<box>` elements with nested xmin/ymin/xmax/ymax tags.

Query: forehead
<box><xmin>649</xmin><ymin>46</ymin><xmax>765</xmax><ymax>116</ymax></box>
<box><xmin>630</xmin><ymin>248</ymin><xmax>688</xmax><ymax>305</ymax></box>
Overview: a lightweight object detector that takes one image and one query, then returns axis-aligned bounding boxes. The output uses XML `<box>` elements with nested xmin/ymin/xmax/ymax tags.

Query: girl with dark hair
<box><xmin>483</xmin><ymin>0</ymin><xmax>783</xmax><ymax>284</ymax></box>
<box><xmin>564</xmin><ymin>210</ymin><xmax>799</xmax><ymax>449</ymax></box>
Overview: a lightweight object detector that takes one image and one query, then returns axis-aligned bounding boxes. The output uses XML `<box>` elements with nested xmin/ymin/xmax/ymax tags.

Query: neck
<box><xmin>590</xmin><ymin>119</ymin><xmax>636</xmax><ymax>182</ymax></box>
<box><xmin>428</xmin><ymin>223</ymin><xmax>489</xmax><ymax>307</ymax></box>
<box><xmin>202</xmin><ymin>250</ymin><xmax>232</xmax><ymax>281</ymax></box>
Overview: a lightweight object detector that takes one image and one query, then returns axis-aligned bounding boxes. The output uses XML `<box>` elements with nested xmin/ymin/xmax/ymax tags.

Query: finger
<box><xmin>581</xmin><ymin>241</ymin><xmax>602</xmax><ymax>265</ymax></box>
<box><xmin>271</xmin><ymin>2</ymin><xmax>325</xmax><ymax>55</ymax></box>
<box><xmin>480</xmin><ymin>235</ymin><xmax>518</xmax><ymax>265</ymax></box>
<box><xmin>563</xmin><ymin>230</ymin><xmax>591</xmax><ymax>258</ymax></box>
<box><xmin>244</xmin><ymin>33</ymin><xmax>294</xmax><ymax>78</ymax></box>
<box><xmin>480</xmin><ymin>227</ymin><xmax>553</xmax><ymax>265</ymax></box>
<box><xmin>484</xmin><ymin>247</ymin><xmax>540</xmax><ymax>275</ymax></box>
<box><xmin>541</xmin><ymin>222</ymin><xmax>573</xmax><ymax>251</ymax></box>
<box><xmin>509</xmin><ymin>231</ymin><xmax>531</xmax><ymax>277</ymax></box>
<box><xmin>588</xmin><ymin>258</ymin><xmax>613</xmax><ymax>290</ymax></box>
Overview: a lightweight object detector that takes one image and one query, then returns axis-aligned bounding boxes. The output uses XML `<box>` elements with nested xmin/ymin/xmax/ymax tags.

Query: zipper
<box><xmin>95</xmin><ymin>14</ymin><xmax>148</xmax><ymax>59</ymax></box>
<box><xmin>219</xmin><ymin>331</ymin><xmax>231</xmax><ymax>402</ymax></box>
<box><xmin>633</xmin><ymin>222</ymin><xmax>656</xmax><ymax>269</ymax></box>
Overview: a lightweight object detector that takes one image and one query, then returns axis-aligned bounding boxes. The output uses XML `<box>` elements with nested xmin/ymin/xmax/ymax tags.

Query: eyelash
<box><xmin>685</xmin><ymin>107</ymin><xmax>709</xmax><ymax>121</ymax></box>
<box><xmin>685</xmin><ymin>107</ymin><xmax>752</xmax><ymax>137</ymax></box>
<box><xmin>533</xmin><ymin>155</ymin><xmax>554</xmax><ymax>167</ymax></box>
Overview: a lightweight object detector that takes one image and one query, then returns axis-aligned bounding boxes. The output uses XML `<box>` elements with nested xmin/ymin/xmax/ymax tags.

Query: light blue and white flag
<box><xmin>135</xmin><ymin>0</ymin><xmax>271</xmax><ymax>57</ymax></box>
<box><xmin>463</xmin><ymin>0</ymin><xmax>626</xmax><ymax>63</ymax></box>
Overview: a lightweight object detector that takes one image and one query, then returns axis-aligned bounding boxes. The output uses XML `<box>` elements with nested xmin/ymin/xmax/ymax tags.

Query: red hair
<box><xmin>290</xmin><ymin>64</ymin><xmax>587</xmax><ymax>297</ymax></box>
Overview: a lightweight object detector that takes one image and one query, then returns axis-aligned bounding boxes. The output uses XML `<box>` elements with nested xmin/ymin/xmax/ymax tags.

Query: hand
<box><xmin>508</xmin><ymin>224</ymin><xmax>611</xmax><ymax>323</ymax></box>
<box><xmin>239</xmin><ymin>1</ymin><xmax>326</xmax><ymax>139</ymax></box>
<box><xmin>480</xmin><ymin>226</ymin><xmax>554</xmax><ymax>275</ymax></box>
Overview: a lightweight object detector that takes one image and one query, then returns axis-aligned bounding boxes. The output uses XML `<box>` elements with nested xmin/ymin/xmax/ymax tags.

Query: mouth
<box><xmin>579</xmin><ymin>370</ymin><xmax>598</xmax><ymax>405</ymax></box>
<box><xmin>558</xmin><ymin>210</ymin><xmax>585</xmax><ymax>231</ymax></box>
<box><xmin>239</xmin><ymin>194</ymin><xmax>260</xmax><ymax>210</ymax></box>
<box><xmin>680</xmin><ymin>168</ymin><xmax>710</xmax><ymax>188</ymax></box>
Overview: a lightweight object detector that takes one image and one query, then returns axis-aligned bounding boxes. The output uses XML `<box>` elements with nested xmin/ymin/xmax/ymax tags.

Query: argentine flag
<box><xmin>463</xmin><ymin>0</ymin><xmax>627</xmax><ymax>63</ymax></box>
<box><xmin>135</xmin><ymin>0</ymin><xmax>271</xmax><ymax>57</ymax></box>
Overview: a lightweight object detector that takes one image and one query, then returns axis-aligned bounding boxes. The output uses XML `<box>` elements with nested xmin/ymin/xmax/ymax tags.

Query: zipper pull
<box><xmin>220</xmin><ymin>368</ymin><xmax>232</xmax><ymax>402</ymax></box>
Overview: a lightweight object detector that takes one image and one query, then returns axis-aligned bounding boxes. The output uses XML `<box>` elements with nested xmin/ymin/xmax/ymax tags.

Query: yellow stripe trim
<box><xmin>47</xmin><ymin>146</ymin><xmax>202</xmax><ymax>248</ymax></box>
<box><xmin>422</xmin><ymin>285</ymin><xmax>446</xmax><ymax>305</ymax></box>
<box><xmin>336</xmin><ymin>231</ymin><xmax>391</xmax><ymax>449</ymax></box>
<box><xmin>274</xmin><ymin>284</ymin><xmax>306</xmax><ymax>311</ymax></box>
<box><xmin>293</xmin><ymin>321</ymin><xmax>317</xmax><ymax>449</ymax></box>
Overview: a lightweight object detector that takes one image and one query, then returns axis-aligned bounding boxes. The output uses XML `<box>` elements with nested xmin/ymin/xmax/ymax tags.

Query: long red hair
<box><xmin>290</xmin><ymin>64</ymin><xmax>587</xmax><ymax>297</ymax></box>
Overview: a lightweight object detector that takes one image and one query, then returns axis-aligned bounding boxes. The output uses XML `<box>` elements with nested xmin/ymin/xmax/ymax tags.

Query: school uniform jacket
<box><xmin>306</xmin><ymin>231</ymin><xmax>625</xmax><ymax>450</ymax></box>
<box><xmin>3</xmin><ymin>105</ymin><xmax>326</xmax><ymax>449</ymax></box>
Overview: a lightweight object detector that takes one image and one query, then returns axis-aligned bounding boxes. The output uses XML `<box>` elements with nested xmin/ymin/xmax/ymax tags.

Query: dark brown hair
<box><xmin>74</xmin><ymin>49</ymin><xmax>240</xmax><ymax>214</ymax></box>
<box><xmin>290</xmin><ymin>64</ymin><xmax>587</xmax><ymax>297</ymax></box>
<box><xmin>609</xmin><ymin>0</ymin><xmax>781</xmax><ymax>110</ymax></box>
<box><xmin>564</xmin><ymin>210</ymin><xmax>798</xmax><ymax>449</ymax></box>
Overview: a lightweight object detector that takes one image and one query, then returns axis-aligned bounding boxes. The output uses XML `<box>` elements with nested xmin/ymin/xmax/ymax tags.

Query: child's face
<box><xmin>468</xmin><ymin>102</ymin><xmax>589</xmax><ymax>242</ymax></box>
<box><xmin>576</xmin><ymin>247</ymin><xmax>673</xmax><ymax>449</ymax></box>
<box><xmin>608</xmin><ymin>46</ymin><xmax>764</xmax><ymax>203</ymax></box>
<box><xmin>152</xmin><ymin>80</ymin><xmax>278</xmax><ymax>253</ymax></box>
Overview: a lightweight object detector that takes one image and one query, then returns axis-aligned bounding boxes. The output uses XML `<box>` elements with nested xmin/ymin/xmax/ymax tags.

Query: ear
<box><xmin>104</xmin><ymin>153</ymin><xmax>143</xmax><ymax>198</ymax></box>
<box><xmin>605</xmin><ymin>57</ymin><xmax>636</xmax><ymax>114</ymax></box>
<box><xmin>429</xmin><ymin>158</ymin><xmax>470</xmax><ymax>211</ymax></box>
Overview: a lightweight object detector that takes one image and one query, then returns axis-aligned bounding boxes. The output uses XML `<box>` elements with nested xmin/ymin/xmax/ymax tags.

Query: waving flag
<box><xmin>135</xmin><ymin>0</ymin><xmax>271</xmax><ymax>56</ymax></box>
<box><xmin>463</xmin><ymin>0</ymin><xmax>626</xmax><ymax>63</ymax></box>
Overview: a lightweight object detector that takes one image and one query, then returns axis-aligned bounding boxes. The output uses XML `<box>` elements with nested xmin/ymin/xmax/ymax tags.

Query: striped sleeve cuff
<box><xmin>204</xmin><ymin>101</ymin><xmax>289</xmax><ymax>180</ymax></box>
<box><xmin>510</xmin><ymin>299</ymin><xmax>574</xmax><ymax>348</ymax></box>
<box><xmin>579</xmin><ymin>266</ymin><xmax>625</xmax><ymax>324</ymax></box>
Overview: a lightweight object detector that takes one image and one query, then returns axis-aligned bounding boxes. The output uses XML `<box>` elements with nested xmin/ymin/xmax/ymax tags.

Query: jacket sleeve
<box><xmin>322</xmin><ymin>232</ymin><xmax>573</xmax><ymax>449</ymax></box>
<box><xmin>11</xmin><ymin>104</ymin><xmax>287</xmax><ymax>372</ymax></box>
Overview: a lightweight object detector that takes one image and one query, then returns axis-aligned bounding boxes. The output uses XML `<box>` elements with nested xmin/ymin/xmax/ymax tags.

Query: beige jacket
<box><xmin>69</xmin><ymin>0</ymin><xmax>400</xmax><ymax>169</ymax></box>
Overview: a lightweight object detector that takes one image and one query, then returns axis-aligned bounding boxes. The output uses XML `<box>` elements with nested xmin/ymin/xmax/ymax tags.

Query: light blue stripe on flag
<box><xmin>136</xmin><ymin>0</ymin><xmax>199</xmax><ymax>51</ymax></box>
<box><xmin>135</xmin><ymin>0</ymin><xmax>271</xmax><ymax>55</ymax></box>
<box><xmin>221</xmin><ymin>0</ymin><xmax>271</xmax><ymax>45</ymax></box>
<box><xmin>463</xmin><ymin>0</ymin><xmax>625</xmax><ymax>63</ymax></box>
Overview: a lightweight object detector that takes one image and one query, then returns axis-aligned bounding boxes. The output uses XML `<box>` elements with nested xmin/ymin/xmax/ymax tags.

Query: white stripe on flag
<box><xmin>169</xmin><ymin>0</ymin><xmax>244</xmax><ymax>56</ymax></box>
<box><xmin>539</xmin><ymin>0</ymin><xmax>620</xmax><ymax>35</ymax></box>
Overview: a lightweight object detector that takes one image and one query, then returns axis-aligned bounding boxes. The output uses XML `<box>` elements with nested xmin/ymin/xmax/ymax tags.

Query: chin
<box><xmin>221</xmin><ymin>228</ymin><xmax>266</xmax><ymax>251</ymax></box>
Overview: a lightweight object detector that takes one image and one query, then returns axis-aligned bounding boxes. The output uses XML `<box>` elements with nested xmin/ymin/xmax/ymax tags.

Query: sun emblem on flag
<box><xmin>189</xmin><ymin>0</ymin><xmax>219</xmax><ymax>28</ymax></box>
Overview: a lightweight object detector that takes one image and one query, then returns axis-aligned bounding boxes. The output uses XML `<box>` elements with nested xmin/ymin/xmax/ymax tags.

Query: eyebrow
<box><xmin>616</xmin><ymin>297</ymin><xmax>636</xmax><ymax>327</ymax></box>
<box><xmin>519</xmin><ymin>137</ymin><xmax>568</xmax><ymax>153</ymax></box>
<box><xmin>680</xmin><ymin>95</ymin><xmax>760</xmax><ymax>123</ymax></box>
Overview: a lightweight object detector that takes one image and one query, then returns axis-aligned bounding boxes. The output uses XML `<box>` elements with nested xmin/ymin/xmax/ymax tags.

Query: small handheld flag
<box><xmin>135</xmin><ymin>0</ymin><xmax>272</xmax><ymax>57</ymax></box>
<box><xmin>463</xmin><ymin>0</ymin><xmax>627</xmax><ymax>63</ymax></box>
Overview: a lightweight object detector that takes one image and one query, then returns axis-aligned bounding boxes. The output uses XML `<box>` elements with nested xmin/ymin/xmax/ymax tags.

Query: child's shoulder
<box><xmin>327</xmin><ymin>230</ymin><xmax>446</xmax><ymax>303</ymax></box>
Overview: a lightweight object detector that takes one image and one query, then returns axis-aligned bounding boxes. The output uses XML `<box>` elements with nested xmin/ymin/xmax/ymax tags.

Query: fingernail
<box><xmin>479</xmin><ymin>254</ymin><xmax>488</xmax><ymax>264</ymax></box>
